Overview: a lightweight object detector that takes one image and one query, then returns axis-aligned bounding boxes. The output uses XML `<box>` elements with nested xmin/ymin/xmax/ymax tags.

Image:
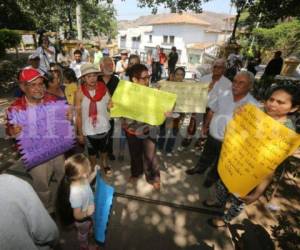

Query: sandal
<box><xmin>202</xmin><ymin>200</ymin><xmax>222</xmax><ymax>209</ymax></box>
<box><xmin>103</xmin><ymin>166</ymin><xmax>112</xmax><ymax>176</ymax></box>
<box><xmin>207</xmin><ymin>218</ymin><xmax>228</xmax><ymax>228</ymax></box>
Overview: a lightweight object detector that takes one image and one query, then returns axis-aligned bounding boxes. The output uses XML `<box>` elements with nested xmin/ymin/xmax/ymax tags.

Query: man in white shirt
<box><xmin>70</xmin><ymin>50</ymin><xmax>86</xmax><ymax>79</ymax></box>
<box><xmin>180</xmin><ymin>59</ymin><xmax>231</xmax><ymax>149</ymax></box>
<box><xmin>186</xmin><ymin>71</ymin><xmax>258</xmax><ymax>188</ymax></box>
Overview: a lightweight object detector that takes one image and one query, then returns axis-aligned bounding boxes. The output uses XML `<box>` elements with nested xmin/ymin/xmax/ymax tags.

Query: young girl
<box><xmin>57</xmin><ymin>154</ymin><xmax>95</xmax><ymax>250</ymax></box>
<box><xmin>204</xmin><ymin>83</ymin><xmax>300</xmax><ymax>227</ymax></box>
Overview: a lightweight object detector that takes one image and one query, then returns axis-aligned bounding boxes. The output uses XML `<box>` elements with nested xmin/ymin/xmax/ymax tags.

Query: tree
<box><xmin>0</xmin><ymin>0</ymin><xmax>36</xmax><ymax>30</ymax></box>
<box><xmin>248</xmin><ymin>0</ymin><xmax>300</xmax><ymax>28</ymax></box>
<box><xmin>127</xmin><ymin>0</ymin><xmax>210</xmax><ymax>14</ymax></box>
<box><xmin>253</xmin><ymin>20</ymin><xmax>300</xmax><ymax>57</ymax></box>
<box><xmin>82</xmin><ymin>2</ymin><xmax>117</xmax><ymax>40</ymax></box>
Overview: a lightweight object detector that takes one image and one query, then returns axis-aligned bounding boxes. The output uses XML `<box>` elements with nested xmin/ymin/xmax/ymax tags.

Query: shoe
<box><xmin>108</xmin><ymin>154</ymin><xmax>116</xmax><ymax>161</ymax></box>
<box><xmin>207</xmin><ymin>218</ymin><xmax>228</xmax><ymax>228</ymax></box>
<box><xmin>181</xmin><ymin>138</ymin><xmax>192</xmax><ymax>147</ymax></box>
<box><xmin>202</xmin><ymin>200</ymin><xmax>222</xmax><ymax>209</ymax></box>
<box><xmin>166</xmin><ymin>152</ymin><xmax>172</xmax><ymax>157</ymax></box>
<box><xmin>177</xmin><ymin>146</ymin><xmax>184</xmax><ymax>152</ymax></box>
<box><xmin>185</xmin><ymin>167</ymin><xmax>205</xmax><ymax>175</ymax></box>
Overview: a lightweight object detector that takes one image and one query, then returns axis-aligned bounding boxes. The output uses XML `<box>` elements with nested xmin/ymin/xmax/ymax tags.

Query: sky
<box><xmin>113</xmin><ymin>0</ymin><xmax>236</xmax><ymax>20</ymax></box>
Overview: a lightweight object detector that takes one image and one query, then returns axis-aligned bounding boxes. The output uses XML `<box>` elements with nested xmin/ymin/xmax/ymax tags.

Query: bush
<box><xmin>0</xmin><ymin>29</ymin><xmax>21</xmax><ymax>57</ymax></box>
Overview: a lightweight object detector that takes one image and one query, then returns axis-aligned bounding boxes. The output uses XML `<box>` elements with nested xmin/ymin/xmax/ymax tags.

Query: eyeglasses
<box><xmin>138</xmin><ymin>75</ymin><xmax>151</xmax><ymax>80</ymax></box>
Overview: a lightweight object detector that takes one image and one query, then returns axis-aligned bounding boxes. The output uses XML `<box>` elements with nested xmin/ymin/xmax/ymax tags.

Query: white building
<box><xmin>117</xmin><ymin>12</ymin><xmax>234</xmax><ymax>68</ymax></box>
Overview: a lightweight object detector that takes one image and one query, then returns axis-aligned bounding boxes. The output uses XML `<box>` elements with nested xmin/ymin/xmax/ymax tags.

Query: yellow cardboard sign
<box><xmin>159</xmin><ymin>80</ymin><xmax>209</xmax><ymax>113</ymax></box>
<box><xmin>218</xmin><ymin>104</ymin><xmax>300</xmax><ymax>197</ymax></box>
<box><xmin>64</xmin><ymin>83</ymin><xmax>78</xmax><ymax>105</ymax></box>
<box><xmin>110</xmin><ymin>80</ymin><xmax>177</xmax><ymax>126</ymax></box>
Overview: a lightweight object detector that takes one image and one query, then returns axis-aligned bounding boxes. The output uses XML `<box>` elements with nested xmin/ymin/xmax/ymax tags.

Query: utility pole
<box><xmin>76</xmin><ymin>3</ymin><xmax>83</xmax><ymax>40</ymax></box>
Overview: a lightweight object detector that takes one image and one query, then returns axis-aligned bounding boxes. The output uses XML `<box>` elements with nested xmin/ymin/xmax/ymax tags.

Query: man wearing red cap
<box><xmin>7</xmin><ymin>68</ymin><xmax>65</xmax><ymax>214</ymax></box>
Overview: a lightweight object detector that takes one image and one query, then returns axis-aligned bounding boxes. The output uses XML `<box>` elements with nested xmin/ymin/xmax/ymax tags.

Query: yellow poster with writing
<box><xmin>159</xmin><ymin>80</ymin><xmax>209</xmax><ymax>113</ymax></box>
<box><xmin>64</xmin><ymin>83</ymin><xmax>78</xmax><ymax>105</ymax></box>
<box><xmin>110</xmin><ymin>80</ymin><xmax>177</xmax><ymax>126</ymax></box>
<box><xmin>218</xmin><ymin>104</ymin><xmax>300</xmax><ymax>197</ymax></box>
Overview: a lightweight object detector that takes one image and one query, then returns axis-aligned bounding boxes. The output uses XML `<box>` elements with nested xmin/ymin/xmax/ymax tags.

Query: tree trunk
<box><xmin>76</xmin><ymin>3</ymin><xmax>83</xmax><ymax>40</ymax></box>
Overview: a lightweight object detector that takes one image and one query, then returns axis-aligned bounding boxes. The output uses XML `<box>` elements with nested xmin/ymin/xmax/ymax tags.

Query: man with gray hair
<box><xmin>186</xmin><ymin>71</ymin><xmax>258</xmax><ymax>188</ymax></box>
<box><xmin>180</xmin><ymin>58</ymin><xmax>232</xmax><ymax>149</ymax></box>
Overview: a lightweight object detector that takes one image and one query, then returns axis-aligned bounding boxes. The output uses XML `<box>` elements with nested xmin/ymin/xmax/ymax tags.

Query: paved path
<box><xmin>1</xmin><ymin>96</ymin><xmax>299</xmax><ymax>250</ymax></box>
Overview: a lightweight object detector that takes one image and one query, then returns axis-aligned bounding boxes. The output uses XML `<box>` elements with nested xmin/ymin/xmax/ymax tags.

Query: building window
<box><xmin>149</xmin><ymin>35</ymin><xmax>152</xmax><ymax>43</ymax></box>
<box><xmin>163</xmin><ymin>35</ymin><xmax>168</xmax><ymax>44</ymax></box>
<box><xmin>163</xmin><ymin>35</ymin><xmax>175</xmax><ymax>44</ymax></box>
<box><xmin>170</xmin><ymin>36</ymin><xmax>175</xmax><ymax>44</ymax></box>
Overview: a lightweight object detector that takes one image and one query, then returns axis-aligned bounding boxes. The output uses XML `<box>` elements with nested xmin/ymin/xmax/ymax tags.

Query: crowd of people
<box><xmin>3</xmin><ymin>34</ymin><xmax>299</xmax><ymax>249</ymax></box>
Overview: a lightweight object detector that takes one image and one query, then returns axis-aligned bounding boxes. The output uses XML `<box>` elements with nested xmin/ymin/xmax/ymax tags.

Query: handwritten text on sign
<box><xmin>110</xmin><ymin>80</ymin><xmax>177</xmax><ymax>126</ymax></box>
<box><xmin>159</xmin><ymin>80</ymin><xmax>209</xmax><ymax>113</ymax></box>
<box><xmin>8</xmin><ymin>101</ymin><xmax>75</xmax><ymax>170</ymax></box>
<box><xmin>218</xmin><ymin>104</ymin><xmax>300</xmax><ymax>197</ymax></box>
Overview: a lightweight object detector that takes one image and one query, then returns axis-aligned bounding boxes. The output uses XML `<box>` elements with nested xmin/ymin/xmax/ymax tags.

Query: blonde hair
<box><xmin>64</xmin><ymin>154</ymin><xmax>91</xmax><ymax>181</ymax></box>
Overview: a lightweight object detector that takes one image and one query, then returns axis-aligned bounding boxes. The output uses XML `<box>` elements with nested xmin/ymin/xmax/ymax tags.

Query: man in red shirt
<box><xmin>159</xmin><ymin>48</ymin><xmax>167</xmax><ymax>79</ymax></box>
<box><xmin>7</xmin><ymin>68</ymin><xmax>65</xmax><ymax>214</ymax></box>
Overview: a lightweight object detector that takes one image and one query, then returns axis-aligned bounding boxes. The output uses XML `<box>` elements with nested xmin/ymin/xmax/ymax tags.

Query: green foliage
<box><xmin>81</xmin><ymin>2</ymin><xmax>117</xmax><ymax>39</ymax></box>
<box><xmin>253</xmin><ymin>20</ymin><xmax>300</xmax><ymax>57</ymax></box>
<box><xmin>0</xmin><ymin>0</ymin><xmax>36</xmax><ymax>30</ymax></box>
<box><xmin>248</xmin><ymin>0</ymin><xmax>300</xmax><ymax>28</ymax></box>
<box><xmin>135</xmin><ymin>0</ymin><xmax>210</xmax><ymax>14</ymax></box>
<box><xmin>0</xmin><ymin>29</ymin><xmax>21</xmax><ymax>57</ymax></box>
<box><xmin>14</xmin><ymin>0</ymin><xmax>117</xmax><ymax>39</ymax></box>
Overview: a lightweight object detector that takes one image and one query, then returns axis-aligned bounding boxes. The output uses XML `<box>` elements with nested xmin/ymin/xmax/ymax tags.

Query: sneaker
<box><xmin>166</xmin><ymin>152</ymin><xmax>172</xmax><ymax>157</ymax></box>
<box><xmin>177</xmin><ymin>146</ymin><xmax>184</xmax><ymax>152</ymax></box>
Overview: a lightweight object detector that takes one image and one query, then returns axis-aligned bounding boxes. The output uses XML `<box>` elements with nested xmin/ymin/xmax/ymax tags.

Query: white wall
<box><xmin>117</xmin><ymin>23</ymin><xmax>226</xmax><ymax>65</ymax></box>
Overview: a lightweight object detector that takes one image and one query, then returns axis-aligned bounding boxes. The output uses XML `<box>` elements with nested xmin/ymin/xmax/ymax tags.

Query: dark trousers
<box><xmin>151</xmin><ymin>62</ymin><xmax>161</xmax><ymax>82</ymax></box>
<box><xmin>196</xmin><ymin>134</ymin><xmax>223</xmax><ymax>180</ymax></box>
<box><xmin>157</xmin><ymin>122</ymin><xmax>179</xmax><ymax>153</ymax></box>
<box><xmin>107</xmin><ymin>119</ymin><xmax>115</xmax><ymax>156</ymax></box>
<box><xmin>126</xmin><ymin>133</ymin><xmax>160</xmax><ymax>182</ymax></box>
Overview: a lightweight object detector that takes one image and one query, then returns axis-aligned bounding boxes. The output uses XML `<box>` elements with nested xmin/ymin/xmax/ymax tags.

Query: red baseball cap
<box><xmin>19</xmin><ymin>68</ymin><xmax>44</xmax><ymax>84</ymax></box>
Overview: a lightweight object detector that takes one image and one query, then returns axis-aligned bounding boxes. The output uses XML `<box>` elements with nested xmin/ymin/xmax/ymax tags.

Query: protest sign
<box><xmin>8</xmin><ymin>101</ymin><xmax>75</xmax><ymax>170</ymax></box>
<box><xmin>94</xmin><ymin>172</ymin><xmax>114</xmax><ymax>243</ymax></box>
<box><xmin>218</xmin><ymin>104</ymin><xmax>300</xmax><ymax>197</ymax></box>
<box><xmin>110</xmin><ymin>80</ymin><xmax>177</xmax><ymax>125</ymax></box>
<box><xmin>159</xmin><ymin>80</ymin><xmax>209</xmax><ymax>113</ymax></box>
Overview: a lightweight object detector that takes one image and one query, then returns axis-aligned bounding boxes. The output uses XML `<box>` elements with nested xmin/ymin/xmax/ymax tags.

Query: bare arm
<box><xmin>240</xmin><ymin>174</ymin><xmax>274</xmax><ymax>204</ymax></box>
<box><xmin>74</xmin><ymin>89</ymin><xmax>84</xmax><ymax>144</ymax></box>
<box><xmin>201</xmin><ymin>109</ymin><xmax>214</xmax><ymax>137</ymax></box>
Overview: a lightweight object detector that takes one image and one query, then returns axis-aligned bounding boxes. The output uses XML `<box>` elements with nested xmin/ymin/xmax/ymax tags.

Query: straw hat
<box><xmin>80</xmin><ymin>63</ymin><xmax>100</xmax><ymax>78</ymax></box>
